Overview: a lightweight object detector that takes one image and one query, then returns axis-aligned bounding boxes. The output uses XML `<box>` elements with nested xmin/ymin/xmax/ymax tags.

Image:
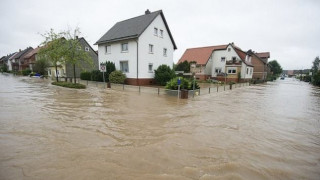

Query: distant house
<box><xmin>23</xmin><ymin>46</ymin><xmax>42</xmax><ymax>71</ymax></box>
<box><xmin>8</xmin><ymin>47</ymin><xmax>34</xmax><ymax>71</ymax></box>
<box><xmin>250</xmin><ymin>51</ymin><xmax>270</xmax><ymax>81</ymax></box>
<box><xmin>95</xmin><ymin>9</ymin><xmax>177</xmax><ymax>85</ymax></box>
<box><xmin>46</xmin><ymin>37</ymin><xmax>98</xmax><ymax>78</ymax></box>
<box><xmin>178</xmin><ymin>43</ymin><xmax>253</xmax><ymax>82</ymax></box>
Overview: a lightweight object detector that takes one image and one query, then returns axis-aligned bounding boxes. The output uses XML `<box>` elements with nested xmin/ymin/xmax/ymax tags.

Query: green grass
<box><xmin>52</xmin><ymin>81</ymin><xmax>86</xmax><ymax>89</ymax></box>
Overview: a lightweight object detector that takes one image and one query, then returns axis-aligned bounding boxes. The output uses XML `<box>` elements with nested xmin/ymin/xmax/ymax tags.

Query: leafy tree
<box><xmin>38</xmin><ymin>29</ymin><xmax>66</xmax><ymax>82</ymax></box>
<box><xmin>154</xmin><ymin>64</ymin><xmax>175</xmax><ymax>85</ymax></box>
<box><xmin>311</xmin><ymin>56</ymin><xmax>320</xmax><ymax>86</ymax></box>
<box><xmin>268</xmin><ymin>60</ymin><xmax>283</xmax><ymax>75</ymax></box>
<box><xmin>105</xmin><ymin>61</ymin><xmax>116</xmax><ymax>82</ymax></box>
<box><xmin>33</xmin><ymin>58</ymin><xmax>49</xmax><ymax>75</ymax></box>
<box><xmin>63</xmin><ymin>28</ymin><xmax>93</xmax><ymax>84</ymax></box>
<box><xmin>175</xmin><ymin>60</ymin><xmax>190</xmax><ymax>72</ymax></box>
<box><xmin>109</xmin><ymin>70</ymin><xmax>126</xmax><ymax>84</ymax></box>
<box><xmin>0</xmin><ymin>63</ymin><xmax>8</xmax><ymax>72</ymax></box>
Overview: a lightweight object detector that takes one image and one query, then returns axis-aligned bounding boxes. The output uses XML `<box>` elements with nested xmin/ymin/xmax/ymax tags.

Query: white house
<box><xmin>95</xmin><ymin>9</ymin><xmax>177</xmax><ymax>85</ymax></box>
<box><xmin>178</xmin><ymin>43</ymin><xmax>254</xmax><ymax>82</ymax></box>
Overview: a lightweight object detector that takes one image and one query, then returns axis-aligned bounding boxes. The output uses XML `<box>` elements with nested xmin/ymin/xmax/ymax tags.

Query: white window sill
<box><xmin>148</xmin><ymin>71</ymin><xmax>154</xmax><ymax>73</ymax></box>
<box><xmin>149</xmin><ymin>52</ymin><xmax>154</xmax><ymax>54</ymax></box>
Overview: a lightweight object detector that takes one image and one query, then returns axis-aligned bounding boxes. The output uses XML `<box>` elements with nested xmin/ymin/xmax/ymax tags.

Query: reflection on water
<box><xmin>0</xmin><ymin>74</ymin><xmax>320</xmax><ymax>180</ymax></box>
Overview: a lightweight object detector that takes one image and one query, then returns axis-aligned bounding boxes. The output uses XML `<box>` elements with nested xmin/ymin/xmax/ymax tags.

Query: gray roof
<box><xmin>13</xmin><ymin>47</ymin><xmax>33</xmax><ymax>60</ymax></box>
<box><xmin>95</xmin><ymin>10</ymin><xmax>177</xmax><ymax>49</ymax></box>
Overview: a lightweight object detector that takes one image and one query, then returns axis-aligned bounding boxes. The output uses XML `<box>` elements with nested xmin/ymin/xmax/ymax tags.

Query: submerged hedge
<box><xmin>52</xmin><ymin>81</ymin><xmax>86</xmax><ymax>89</ymax></box>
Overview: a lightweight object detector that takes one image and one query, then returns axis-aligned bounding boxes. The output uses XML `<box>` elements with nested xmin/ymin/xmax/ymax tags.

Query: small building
<box><xmin>8</xmin><ymin>47</ymin><xmax>33</xmax><ymax>72</ymax></box>
<box><xmin>95</xmin><ymin>9</ymin><xmax>177</xmax><ymax>85</ymax></box>
<box><xmin>250</xmin><ymin>51</ymin><xmax>270</xmax><ymax>81</ymax></box>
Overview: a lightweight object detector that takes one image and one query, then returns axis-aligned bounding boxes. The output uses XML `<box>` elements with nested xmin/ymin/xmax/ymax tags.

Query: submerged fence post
<box><xmin>123</xmin><ymin>84</ymin><xmax>124</xmax><ymax>90</ymax></box>
<box><xmin>139</xmin><ymin>86</ymin><xmax>141</xmax><ymax>93</ymax></box>
<box><xmin>217</xmin><ymin>85</ymin><xmax>219</xmax><ymax>92</ymax></box>
<box><xmin>158</xmin><ymin>88</ymin><xmax>160</xmax><ymax>95</ymax></box>
<box><xmin>209</xmin><ymin>87</ymin><xmax>211</xmax><ymax>94</ymax></box>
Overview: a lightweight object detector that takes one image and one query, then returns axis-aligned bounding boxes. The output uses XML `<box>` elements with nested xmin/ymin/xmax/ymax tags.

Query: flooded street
<box><xmin>0</xmin><ymin>73</ymin><xmax>320</xmax><ymax>180</ymax></box>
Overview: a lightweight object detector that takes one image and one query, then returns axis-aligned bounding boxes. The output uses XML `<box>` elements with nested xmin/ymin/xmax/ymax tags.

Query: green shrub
<box><xmin>109</xmin><ymin>70</ymin><xmax>126</xmax><ymax>84</ymax></box>
<box><xmin>52</xmin><ymin>81</ymin><xmax>86</xmax><ymax>89</ymax></box>
<box><xmin>80</xmin><ymin>71</ymin><xmax>92</xmax><ymax>80</ymax></box>
<box><xmin>91</xmin><ymin>70</ymin><xmax>107</xmax><ymax>82</ymax></box>
<box><xmin>105</xmin><ymin>61</ymin><xmax>116</xmax><ymax>82</ymax></box>
<box><xmin>312</xmin><ymin>72</ymin><xmax>320</xmax><ymax>86</ymax></box>
<box><xmin>165</xmin><ymin>77</ymin><xmax>199</xmax><ymax>90</ymax></box>
<box><xmin>154</xmin><ymin>64</ymin><xmax>176</xmax><ymax>86</ymax></box>
<box><xmin>22</xmin><ymin>69</ymin><xmax>31</xmax><ymax>76</ymax></box>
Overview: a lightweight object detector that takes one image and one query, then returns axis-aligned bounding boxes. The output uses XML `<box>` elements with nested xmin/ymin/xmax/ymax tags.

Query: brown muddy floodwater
<box><xmin>0</xmin><ymin>73</ymin><xmax>320</xmax><ymax>180</ymax></box>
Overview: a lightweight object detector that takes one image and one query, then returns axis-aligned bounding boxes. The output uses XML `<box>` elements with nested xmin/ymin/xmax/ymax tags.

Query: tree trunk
<box><xmin>73</xmin><ymin>63</ymin><xmax>76</xmax><ymax>84</ymax></box>
<box><xmin>55</xmin><ymin>64</ymin><xmax>59</xmax><ymax>82</ymax></box>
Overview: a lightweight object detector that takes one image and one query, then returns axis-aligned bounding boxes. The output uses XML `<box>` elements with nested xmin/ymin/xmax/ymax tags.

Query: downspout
<box><xmin>135</xmin><ymin>39</ymin><xmax>139</xmax><ymax>85</ymax></box>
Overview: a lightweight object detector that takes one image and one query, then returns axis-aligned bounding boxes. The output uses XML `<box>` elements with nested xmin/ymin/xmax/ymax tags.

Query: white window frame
<box><xmin>160</xmin><ymin>29</ymin><xmax>163</xmax><ymax>38</ymax></box>
<box><xmin>85</xmin><ymin>46</ymin><xmax>89</xmax><ymax>52</ymax></box>
<box><xmin>227</xmin><ymin>68</ymin><xmax>237</xmax><ymax>74</ymax></box>
<box><xmin>121</xmin><ymin>43</ymin><xmax>128</xmax><ymax>52</ymax></box>
<box><xmin>221</xmin><ymin>57</ymin><xmax>225</xmax><ymax>62</ymax></box>
<box><xmin>148</xmin><ymin>63</ymin><xmax>153</xmax><ymax>73</ymax></box>
<box><xmin>228</xmin><ymin>48</ymin><xmax>231</xmax><ymax>52</ymax></box>
<box><xmin>215</xmin><ymin>68</ymin><xmax>222</xmax><ymax>74</ymax></box>
<box><xmin>247</xmin><ymin>68</ymin><xmax>249</xmax><ymax>75</ymax></box>
<box><xmin>154</xmin><ymin>28</ymin><xmax>158</xmax><ymax>36</ymax></box>
<box><xmin>120</xmin><ymin>61</ymin><xmax>129</xmax><ymax>73</ymax></box>
<box><xmin>163</xmin><ymin>48</ymin><xmax>167</xmax><ymax>56</ymax></box>
<box><xmin>106</xmin><ymin>45</ymin><xmax>111</xmax><ymax>54</ymax></box>
<box><xmin>149</xmin><ymin>44</ymin><xmax>154</xmax><ymax>54</ymax></box>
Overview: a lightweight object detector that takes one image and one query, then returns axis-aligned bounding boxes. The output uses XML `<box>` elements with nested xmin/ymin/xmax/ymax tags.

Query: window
<box><xmin>106</xmin><ymin>45</ymin><xmax>111</xmax><ymax>54</ymax></box>
<box><xmin>149</xmin><ymin>44</ymin><xmax>154</xmax><ymax>53</ymax></box>
<box><xmin>120</xmin><ymin>61</ymin><xmax>129</xmax><ymax>73</ymax></box>
<box><xmin>247</xmin><ymin>68</ymin><xmax>249</xmax><ymax>75</ymax></box>
<box><xmin>85</xmin><ymin>47</ymin><xmax>89</xmax><ymax>52</ymax></box>
<box><xmin>121</xmin><ymin>43</ymin><xmax>128</xmax><ymax>52</ymax></box>
<box><xmin>215</xmin><ymin>68</ymin><xmax>222</xmax><ymax>74</ymax></box>
<box><xmin>250</xmin><ymin>68</ymin><xmax>253</xmax><ymax>75</ymax></box>
<box><xmin>154</xmin><ymin>28</ymin><xmax>158</xmax><ymax>36</ymax></box>
<box><xmin>160</xmin><ymin>30</ymin><xmax>163</xmax><ymax>37</ymax></box>
<box><xmin>232</xmin><ymin>57</ymin><xmax>237</xmax><ymax>61</ymax></box>
<box><xmin>221</xmin><ymin>57</ymin><xmax>225</xmax><ymax>62</ymax></box>
<box><xmin>228</xmin><ymin>48</ymin><xmax>231</xmax><ymax>52</ymax></box>
<box><xmin>227</xmin><ymin>68</ymin><xmax>236</xmax><ymax>74</ymax></box>
<box><xmin>48</xmin><ymin>70</ymin><xmax>51</xmax><ymax>76</ymax></box>
<box><xmin>148</xmin><ymin>63</ymin><xmax>153</xmax><ymax>72</ymax></box>
<box><xmin>163</xmin><ymin>48</ymin><xmax>167</xmax><ymax>56</ymax></box>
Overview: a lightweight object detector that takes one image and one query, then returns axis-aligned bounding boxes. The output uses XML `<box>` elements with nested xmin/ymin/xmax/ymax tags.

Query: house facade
<box><xmin>47</xmin><ymin>37</ymin><xmax>98</xmax><ymax>79</ymax></box>
<box><xmin>251</xmin><ymin>52</ymin><xmax>270</xmax><ymax>80</ymax></box>
<box><xmin>23</xmin><ymin>46</ymin><xmax>42</xmax><ymax>71</ymax></box>
<box><xmin>8</xmin><ymin>47</ymin><xmax>34</xmax><ymax>72</ymax></box>
<box><xmin>178</xmin><ymin>43</ymin><xmax>253</xmax><ymax>82</ymax></box>
<box><xmin>95</xmin><ymin>9</ymin><xmax>177</xmax><ymax>85</ymax></box>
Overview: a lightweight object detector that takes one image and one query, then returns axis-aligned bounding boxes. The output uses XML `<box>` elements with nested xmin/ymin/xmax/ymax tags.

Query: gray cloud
<box><xmin>1</xmin><ymin>0</ymin><xmax>319</xmax><ymax>70</ymax></box>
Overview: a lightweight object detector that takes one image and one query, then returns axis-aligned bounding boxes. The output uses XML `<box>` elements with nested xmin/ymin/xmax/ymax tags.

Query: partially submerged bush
<box><xmin>109</xmin><ymin>70</ymin><xmax>126</xmax><ymax>84</ymax></box>
<box><xmin>165</xmin><ymin>77</ymin><xmax>199</xmax><ymax>90</ymax></box>
<box><xmin>80</xmin><ymin>71</ymin><xmax>92</xmax><ymax>80</ymax></box>
<box><xmin>22</xmin><ymin>69</ymin><xmax>32</xmax><ymax>76</ymax></box>
<box><xmin>52</xmin><ymin>81</ymin><xmax>86</xmax><ymax>89</ymax></box>
<box><xmin>154</xmin><ymin>64</ymin><xmax>175</xmax><ymax>86</ymax></box>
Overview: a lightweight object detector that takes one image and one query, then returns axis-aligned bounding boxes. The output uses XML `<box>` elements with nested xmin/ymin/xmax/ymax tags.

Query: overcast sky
<box><xmin>1</xmin><ymin>0</ymin><xmax>319</xmax><ymax>70</ymax></box>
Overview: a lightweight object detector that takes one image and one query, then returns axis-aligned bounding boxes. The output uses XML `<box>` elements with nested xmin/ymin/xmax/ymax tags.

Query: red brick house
<box><xmin>250</xmin><ymin>51</ymin><xmax>270</xmax><ymax>81</ymax></box>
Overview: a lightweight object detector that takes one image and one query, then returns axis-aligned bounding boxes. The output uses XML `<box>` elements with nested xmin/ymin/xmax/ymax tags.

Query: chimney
<box><xmin>19</xmin><ymin>49</ymin><xmax>21</xmax><ymax>52</ymax></box>
<box><xmin>231</xmin><ymin>42</ymin><xmax>234</xmax><ymax>45</ymax></box>
<box><xmin>145</xmin><ymin>9</ymin><xmax>151</xmax><ymax>14</ymax></box>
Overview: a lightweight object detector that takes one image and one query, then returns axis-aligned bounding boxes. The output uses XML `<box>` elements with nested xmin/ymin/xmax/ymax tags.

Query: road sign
<box><xmin>100</xmin><ymin>65</ymin><xmax>106</xmax><ymax>72</ymax></box>
<box><xmin>177</xmin><ymin>77</ymin><xmax>181</xmax><ymax>85</ymax></box>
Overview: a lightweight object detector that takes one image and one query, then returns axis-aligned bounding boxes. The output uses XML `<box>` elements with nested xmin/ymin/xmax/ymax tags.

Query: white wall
<box><xmin>211</xmin><ymin>45</ymin><xmax>239</xmax><ymax>77</ymax></box>
<box><xmin>98</xmin><ymin>40</ymin><xmax>138</xmax><ymax>79</ymax></box>
<box><xmin>138</xmin><ymin>14</ymin><xmax>174</xmax><ymax>78</ymax></box>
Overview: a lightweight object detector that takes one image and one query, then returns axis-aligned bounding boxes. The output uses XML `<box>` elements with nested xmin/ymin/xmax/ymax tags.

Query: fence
<box><xmin>57</xmin><ymin>77</ymin><xmax>250</xmax><ymax>98</ymax></box>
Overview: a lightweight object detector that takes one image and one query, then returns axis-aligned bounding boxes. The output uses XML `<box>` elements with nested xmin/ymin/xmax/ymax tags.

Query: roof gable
<box><xmin>95</xmin><ymin>10</ymin><xmax>177</xmax><ymax>49</ymax></box>
<box><xmin>178</xmin><ymin>45</ymin><xmax>228</xmax><ymax>65</ymax></box>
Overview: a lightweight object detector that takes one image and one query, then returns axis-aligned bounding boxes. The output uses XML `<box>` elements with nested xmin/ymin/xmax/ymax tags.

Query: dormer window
<box><xmin>154</xmin><ymin>28</ymin><xmax>158</xmax><ymax>36</ymax></box>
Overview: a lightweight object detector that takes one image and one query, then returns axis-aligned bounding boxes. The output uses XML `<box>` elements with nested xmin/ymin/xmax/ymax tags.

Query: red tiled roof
<box><xmin>178</xmin><ymin>45</ymin><xmax>228</xmax><ymax>65</ymax></box>
<box><xmin>256</xmin><ymin>52</ymin><xmax>270</xmax><ymax>58</ymax></box>
<box><xmin>233</xmin><ymin>46</ymin><xmax>254</xmax><ymax>67</ymax></box>
<box><xmin>24</xmin><ymin>46</ymin><xmax>42</xmax><ymax>59</ymax></box>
